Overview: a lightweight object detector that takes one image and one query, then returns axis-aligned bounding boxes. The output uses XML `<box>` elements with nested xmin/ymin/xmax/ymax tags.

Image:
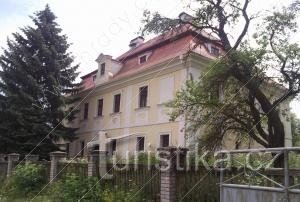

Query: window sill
<box><xmin>135</xmin><ymin>106</ymin><xmax>150</xmax><ymax>111</ymax></box>
<box><xmin>157</xmin><ymin>103</ymin><xmax>168</xmax><ymax>106</ymax></box>
<box><xmin>94</xmin><ymin>115</ymin><xmax>104</xmax><ymax>119</ymax></box>
<box><xmin>110</xmin><ymin>112</ymin><xmax>121</xmax><ymax>116</ymax></box>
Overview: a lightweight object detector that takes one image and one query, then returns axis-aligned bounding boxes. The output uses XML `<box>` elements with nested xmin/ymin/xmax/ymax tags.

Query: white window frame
<box><xmin>158</xmin><ymin>132</ymin><xmax>171</xmax><ymax>148</ymax></box>
<box><xmin>136</xmin><ymin>135</ymin><xmax>146</xmax><ymax>152</ymax></box>
<box><xmin>112</xmin><ymin>90</ymin><xmax>123</xmax><ymax>114</ymax></box>
<box><xmin>138</xmin><ymin>51</ymin><xmax>152</xmax><ymax>64</ymax></box>
<box><xmin>96</xmin><ymin>98</ymin><xmax>104</xmax><ymax>117</ymax></box>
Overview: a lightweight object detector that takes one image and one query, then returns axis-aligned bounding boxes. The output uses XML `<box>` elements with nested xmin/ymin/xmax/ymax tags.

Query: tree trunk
<box><xmin>232</xmin><ymin>66</ymin><xmax>286</xmax><ymax>167</ymax></box>
<box><xmin>268</xmin><ymin>110</ymin><xmax>285</xmax><ymax>168</ymax></box>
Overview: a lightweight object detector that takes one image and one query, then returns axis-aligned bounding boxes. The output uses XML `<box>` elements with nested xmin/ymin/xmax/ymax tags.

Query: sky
<box><xmin>0</xmin><ymin>0</ymin><xmax>299</xmax><ymax>117</ymax></box>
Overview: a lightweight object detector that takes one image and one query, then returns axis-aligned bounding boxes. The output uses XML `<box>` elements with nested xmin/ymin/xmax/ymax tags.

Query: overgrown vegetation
<box><xmin>0</xmin><ymin>162</ymin><xmax>47</xmax><ymax>200</ymax></box>
<box><xmin>0</xmin><ymin>163</ymin><xmax>145</xmax><ymax>201</ymax></box>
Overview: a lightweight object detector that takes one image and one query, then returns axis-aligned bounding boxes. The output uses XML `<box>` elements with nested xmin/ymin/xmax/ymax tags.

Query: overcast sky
<box><xmin>0</xmin><ymin>0</ymin><xmax>299</xmax><ymax>117</ymax></box>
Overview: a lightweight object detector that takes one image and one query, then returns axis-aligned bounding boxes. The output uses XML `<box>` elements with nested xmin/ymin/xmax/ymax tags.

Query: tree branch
<box><xmin>232</xmin><ymin>0</ymin><xmax>251</xmax><ymax>50</ymax></box>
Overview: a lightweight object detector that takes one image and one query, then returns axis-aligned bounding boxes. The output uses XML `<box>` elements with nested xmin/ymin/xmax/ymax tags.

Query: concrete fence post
<box><xmin>88</xmin><ymin>150</ymin><xmax>100</xmax><ymax>177</ymax></box>
<box><xmin>158</xmin><ymin>147</ymin><xmax>188</xmax><ymax>202</ymax></box>
<box><xmin>25</xmin><ymin>154</ymin><xmax>39</xmax><ymax>162</ymax></box>
<box><xmin>0</xmin><ymin>154</ymin><xmax>6</xmax><ymax>162</ymax></box>
<box><xmin>7</xmin><ymin>153</ymin><xmax>20</xmax><ymax>177</ymax></box>
<box><xmin>99</xmin><ymin>150</ymin><xmax>112</xmax><ymax>179</ymax></box>
<box><xmin>49</xmin><ymin>151</ymin><xmax>67</xmax><ymax>183</ymax></box>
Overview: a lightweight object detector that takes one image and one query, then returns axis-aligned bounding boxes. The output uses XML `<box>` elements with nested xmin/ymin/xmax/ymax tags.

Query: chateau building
<box><xmin>66</xmin><ymin>25</ymin><xmax>292</xmax><ymax>157</ymax></box>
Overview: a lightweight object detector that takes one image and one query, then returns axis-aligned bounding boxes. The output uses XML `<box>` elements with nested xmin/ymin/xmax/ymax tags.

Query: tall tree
<box><xmin>0</xmin><ymin>5</ymin><xmax>80</xmax><ymax>158</ymax></box>
<box><xmin>141</xmin><ymin>0</ymin><xmax>300</xmax><ymax>161</ymax></box>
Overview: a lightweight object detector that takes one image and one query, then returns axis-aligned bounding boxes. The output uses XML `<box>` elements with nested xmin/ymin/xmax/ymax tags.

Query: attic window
<box><xmin>100</xmin><ymin>63</ymin><xmax>105</xmax><ymax>75</ymax></box>
<box><xmin>139</xmin><ymin>55</ymin><xmax>147</xmax><ymax>64</ymax></box>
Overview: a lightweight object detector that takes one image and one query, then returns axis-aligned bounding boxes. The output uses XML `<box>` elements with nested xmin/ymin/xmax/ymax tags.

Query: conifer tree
<box><xmin>0</xmin><ymin>5</ymin><xmax>80</xmax><ymax>158</ymax></box>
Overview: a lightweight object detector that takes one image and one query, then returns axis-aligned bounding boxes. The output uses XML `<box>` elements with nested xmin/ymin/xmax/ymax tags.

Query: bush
<box><xmin>6</xmin><ymin>162</ymin><xmax>47</xmax><ymax>197</ymax></box>
<box><xmin>48</xmin><ymin>173</ymin><xmax>145</xmax><ymax>202</ymax></box>
<box><xmin>49</xmin><ymin>173</ymin><xmax>102</xmax><ymax>202</ymax></box>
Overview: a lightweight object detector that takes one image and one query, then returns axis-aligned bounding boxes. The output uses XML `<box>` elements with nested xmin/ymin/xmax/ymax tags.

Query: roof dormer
<box><xmin>94</xmin><ymin>53</ymin><xmax>122</xmax><ymax>85</ymax></box>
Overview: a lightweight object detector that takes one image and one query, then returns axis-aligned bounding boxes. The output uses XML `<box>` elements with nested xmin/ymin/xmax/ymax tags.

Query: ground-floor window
<box><xmin>136</xmin><ymin>136</ymin><xmax>145</xmax><ymax>151</ymax></box>
<box><xmin>160</xmin><ymin>134</ymin><xmax>170</xmax><ymax>147</ymax></box>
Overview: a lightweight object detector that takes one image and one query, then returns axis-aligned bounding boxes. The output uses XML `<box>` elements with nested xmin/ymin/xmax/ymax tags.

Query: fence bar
<box><xmin>284</xmin><ymin>149</ymin><xmax>290</xmax><ymax>202</ymax></box>
<box><xmin>218</xmin><ymin>147</ymin><xmax>300</xmax><ymax>154</ymax></box>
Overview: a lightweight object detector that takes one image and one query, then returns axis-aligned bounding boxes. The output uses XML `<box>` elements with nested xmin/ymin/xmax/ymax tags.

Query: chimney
<box><xmin>129</xmin><ymin>36</ymin><xmax>144</xmax><ymax>48</ymax></box>
<box><xmin>178</xmin><ymin>12</ymin><xmax>194</xmax><ymax>23</ymax></box>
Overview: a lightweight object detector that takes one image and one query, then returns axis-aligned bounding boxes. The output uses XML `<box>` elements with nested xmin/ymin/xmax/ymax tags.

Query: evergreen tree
<box><xmin>0</xmin><ymin>5</ymin><xmax>80</xmax><ymax>158</ymax></box>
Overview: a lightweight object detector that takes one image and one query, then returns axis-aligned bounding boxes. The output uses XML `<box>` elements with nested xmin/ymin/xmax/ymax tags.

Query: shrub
<box><xmin>7</xmin><ymin>162</ymin><xmax>47</xmax><ymax>197</ymax></box>
<box><xmin>49</xmin><ymin>173</ymin><xmax>102</xmax><ymax>202</ymax></box>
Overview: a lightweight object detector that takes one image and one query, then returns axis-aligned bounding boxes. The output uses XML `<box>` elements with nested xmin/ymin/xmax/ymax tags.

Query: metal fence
<box><xmin>219</xmin><ymin>147</ymin><xmax>300</xmax><ymax>202</ymax></box>
<box><xmin>104</xmin><ymin>164</ymin><xmax>161</xmax><ymax>201</ymax></box>
<box><xmin>176</xmin><ymin>166</ymin><xmax>219</xmax><ymax>202</ymax></box>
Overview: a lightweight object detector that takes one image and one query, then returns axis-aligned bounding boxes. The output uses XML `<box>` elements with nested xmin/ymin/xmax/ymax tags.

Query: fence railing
<box><xmin>218</xmin><ymin>147</ymin><xmax>300</xmax><ymax>202</ymax></box>
<box><xmin>2</xmin><ymin>147</ymin><xmax>300</xmax><ymax>202</ymax></box>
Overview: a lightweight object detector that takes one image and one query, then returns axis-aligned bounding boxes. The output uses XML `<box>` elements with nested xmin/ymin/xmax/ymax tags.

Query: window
<box><xmin>93</xmin><ymin>145</ymin><xmax>99</xmax><ymax>151</ymax></box>
<box><xmin>111</xmin><ymin>139</ymin><xmax>116</xmax><ymax>153</ymax></box>
<box><xmin>211</xmin><ymin>46</ymin><xmax>220</xmax><ymax>56</ymax></box>
<box><xmin>80</xmin><ymin>141</ymin><xmax>85</xmax><ymax>157</ymax></box>
<box><xmin>97</xmin><ymin>99</ymin><xmax>103</xmax><ymax>116</ymax></box>
<box><xmin>83</xmin><ymin>103</ymin><xmax>89</xmax><ymax>120</ymax></box>
<box><xmin>100</xmin><ymin>63</ymin><xmax>105</xmax><ymax>75</ymax></box>
<box><xmin>160</xmin><ymin>134</ymin><xmax>170</xmax><ymax>147</ymax></box>
<box><xmin>136</xmin><ymin>137</ymin><xmax>145</xmax><ymax>151</ymax></box>
<box><xmin>139</xmin><ymin>86</ymin><xmax>148</xmax><ymax>108</ymax></box>
<box><xmin>113</xmin><ymin>94</ymin><xmax>121</xmax><ymax>113</ymax></box>
<box><xmin>139</xmin><ymin>55</ymin><xmax>147</xmax><ymax>64</ymax></box>
<box><xmin>92</xmin><ymin>74</ymin><xmax>97</xmax><ymax>81</ymax></box>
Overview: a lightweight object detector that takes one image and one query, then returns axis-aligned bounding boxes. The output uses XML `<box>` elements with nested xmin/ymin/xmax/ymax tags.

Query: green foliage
<box><xmin>1</xmin><ymin>162</ymin><xmax>46</xmax><ymax>198</ymax></box>
<box><xmin>47</xmin><ymin>173</ymin><xmax>145</xmax><ymax>202</ymax></box>
<box><xmin>291</xmin><ymin>113</ymin><xmax>300</xmax><ymax>146</ymax></box>
<box><xmin>128</xmin><ymin>152</ymin><xmax>159</xmax><ymax>165</ymax></box>
<box><xmin>142</xmin><ymin>0</ymin><xmax>300</xmax><ymax>151</ymax></box>
<box><xmin>48</xmin><ymin>173</ymin><xmax>101</xmax><ymax>202</ymax></box>
<box><xmin>140</xmin><ymin>10</ymin><xmax>180</xmax><ymax>36</ymax></box>
<box><xmin>0</xmin><ymin>5</ymin><xmax>80</xmax><ymax>157</ymax></box>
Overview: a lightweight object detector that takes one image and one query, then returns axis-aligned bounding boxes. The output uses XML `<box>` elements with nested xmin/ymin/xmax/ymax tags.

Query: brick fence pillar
<box><xmin>49</xmin><ymin>151</ymin><xmax>66</xmax><ymax>183</ymax></box>
<box><xmin>158</xmin><ymin>147</ymin><xmax>188</xmax><ymax>202</ymax></box>
<box><xmin>7</xmin><ymin>153</ymin><xmax>20</xmax><ymax>177</ymax></box>
<box><xmin>88</xmin><ymin>150</ymin><xmax>100</xmax><ymax>177</ymax></box>
<box><xmin>25</xmin><ymin>154</ymin><xmax>39</xmax><ymax>162</ymax></box>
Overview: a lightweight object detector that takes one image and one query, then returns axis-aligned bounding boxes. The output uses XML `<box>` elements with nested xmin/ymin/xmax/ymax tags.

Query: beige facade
<box><xmin>68</xmin><ymin>53</ymin><xmax>210</xmax><ymax>157</ymax></box>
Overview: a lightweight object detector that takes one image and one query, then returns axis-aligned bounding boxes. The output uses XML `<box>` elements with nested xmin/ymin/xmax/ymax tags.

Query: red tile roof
<box><xmin>80</xmin><ymin>25</ymin><xmax>222</xmax><ymax>90</ymax></box>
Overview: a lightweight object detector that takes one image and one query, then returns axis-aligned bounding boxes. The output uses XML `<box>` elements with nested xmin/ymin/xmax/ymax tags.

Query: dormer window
<box><xmin>138</xmin><ymin>52</ymin><xmax>151</xmax><ymax>64</ymax></box>
<box><xmin>100</xmin><ymin>63</ymin><xmax>105</xmax><ymax>75</ymax></box>
<box><xmin>139</xmin><ymin>55</ymin><xmax>147</xmax><ymax>64</ymax></box>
